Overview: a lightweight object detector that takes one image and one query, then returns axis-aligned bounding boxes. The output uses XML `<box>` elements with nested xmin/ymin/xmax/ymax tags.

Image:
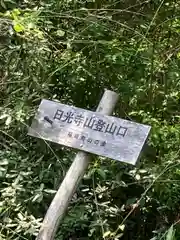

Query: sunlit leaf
<box><xmin>13</xmin><ymin>23</ymin><xmax>25</xmax><ymax>33</ymax></box>
<box><xmin>166</xmin><ymin>225</ymin><xmax>176</xmax><ymax>240</ymax></box>
<box><xmin>103</xmin><ymin>231</ymin><xmax>111</xmax><ymax>238</ymax></box>
<box><xmin>56</xmin><ymin>29</ymin><xmax>65</xmax><ymax>37</ymax></box>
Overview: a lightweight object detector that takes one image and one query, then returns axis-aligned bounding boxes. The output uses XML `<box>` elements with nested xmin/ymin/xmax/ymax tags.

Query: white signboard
<box><xmin>28</xmin><ymin>99</ymin><xmax>151</xmax><ymax>165</ymax></box>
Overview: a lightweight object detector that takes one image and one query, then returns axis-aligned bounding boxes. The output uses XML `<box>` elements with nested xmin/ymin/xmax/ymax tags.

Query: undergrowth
<box><xmin>0</xmin><ymin>0</ymin><xmax>180</xmax><ymax>239</ymax></box>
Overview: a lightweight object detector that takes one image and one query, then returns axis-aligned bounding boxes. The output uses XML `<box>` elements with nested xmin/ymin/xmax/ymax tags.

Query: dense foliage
<box><xmin>0</xmin><ymin>0</ymin><xmax>180</xmax><ymax>239</ymax></box>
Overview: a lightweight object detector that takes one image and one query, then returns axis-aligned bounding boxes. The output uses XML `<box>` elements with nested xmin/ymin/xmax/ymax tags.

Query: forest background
<box><xmin>0</xmin><ymin>0</ymin><xmax>180</xmax><ymax>239</ymax></box>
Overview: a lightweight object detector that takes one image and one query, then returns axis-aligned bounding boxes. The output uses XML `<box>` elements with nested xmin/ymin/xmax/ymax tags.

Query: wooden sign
<box><xmin>28</xmin><ymin>99</ymin><xmax>151</xmax><ymax>165</ymax></box>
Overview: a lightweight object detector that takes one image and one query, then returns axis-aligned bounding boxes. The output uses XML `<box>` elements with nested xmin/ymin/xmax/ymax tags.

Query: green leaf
<box><xmin>32</xmin><ymin>193</ymin><xmax>43</xmax><ymax>203</ymax></box>
<box><xmin>56</xmin><ymin>30</ymin><xmax>65</xmax><ymax>37</ymax></box>
<box><xmin>1</xmin><ymin>0</ymin><xmax>6</xmax><ymax>9</ymax></box>
<box><xmin>97</xmin><ymin>168</ymin><xmax>106</xmax><ymax>179</ymax></box>
<box><xmin>12</xmin><ymin>8</ymin><xmax>21</xmax><ymax>16</ymax></box>
<box><xmin>5</xmin><ymin>115</ymin><xmax>12</xmax><ymax>126</ymax></box>
<box><xmin>0</xmin><ymin>159</ymin><xmax>8</xmax><ymax>165</ymax></box>
<box><xmin>166</xmin><ymin>225</ymin><xmax>176</xmax><ymax>240</ymax></box>
<box><xmin>44</xmin><ymin>189</ymin><xmax>57</xmax><ymax>194</ymax></box>
<box><xmin>103</xmin><ymin>231</ymin><xmax>111</xmax><ymax>238</ymax></box>
<box><xmin>177</xmin><ymin>52</ymin><xmax>180</xmax><ymax>59</ymax></box>
<box><xmin>115</xmin><ymin>233</ymin><xmax>123</xmax><ymax>239</ymax></box>
<box><xmin>0</xmin><ymin>166</ymin><xmax>6</xmax><ymax>171</ymax></box>
<box><xmin>13</xmin><ymin>23</ymin><xmax>25</xmax><ymax>33</ymax></box>
<box><xmin>17</xmin><ymin>213</ymin><xmax>24</xmax><ymax>220</ymax></box>
<box><xmin>119</xmin><ymin>224</ymin><xmax>125</xmax><ymax>231</ymax></box>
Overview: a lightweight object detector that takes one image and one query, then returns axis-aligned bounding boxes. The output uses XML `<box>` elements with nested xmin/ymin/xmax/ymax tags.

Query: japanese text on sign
<box><xmin>67</xmin><ymin>131</ymin><xmax>106</xmax><ymax>147</ymax></box>
<box><xmin>53</xmin><ymin>109</ymin><xmax>127</xmax><ymax>137</ymax></box>
<box><xmin>28</xmin><ymin>99</ymin><xmax>151</xmax><ymax>165</ymax></box>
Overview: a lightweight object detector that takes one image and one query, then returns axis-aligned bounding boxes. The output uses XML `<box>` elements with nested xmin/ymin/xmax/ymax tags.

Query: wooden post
<box><xmin>36</xmin><ymin>90</ymin><xmax>119</xmax><ymax>240</ymax></box>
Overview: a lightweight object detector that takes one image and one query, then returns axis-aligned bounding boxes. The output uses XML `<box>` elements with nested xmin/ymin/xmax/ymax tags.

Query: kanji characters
<box><xmin>87</xmin><ymin>138</ymin><xmax>92</xmax><ymax>143</ymax></box>
<box><xmin>62</xmin><ymin>111</ymin><xmax>74</xmax><ymax>123</ymax></box>
<box><xmin>83</xmin><ymin>117</ymin><xmax>96</xmax><ymax>129</ymax></box>
<box><xmin>81</xmin><ymin>135</ymin><xmax>86</xmax><ymax>141</ymax></box>
<box><xmin>116</xmin><ymin>126</ymin><xmax>127</xmax><ymax>137</ymax></box>
<box><xmin>94</xmin><ymin>119</ymin><xmax>106</xmax><ymax>132</ymax></box>
<box><xmin>53</xmin><ymin>108</ymin><xmax>128</xmax><ymax>137</ymax></box>
<box><xmin>53</xmin><ymin>109</ymin><xmax>64</xmax><ymax>120</ymax></box>
<box><xmin>94</xmin><ymin>140</ymin><xmax>99</xmax><ymax>145</ymax></box>
<box><xmin>100</xmin><ymin>141</ymin><xmax>106</xmax><ymax>146</ymax></box>
<box><xmin>68</xmin><ymin>132</ymin><xmax>73</xmax><ymax>137</ymax></box>
<box><xmin>105</xmin><ymin>122</ymin><xmax>117</xmax><ymax>135</ymax></box>
<box><xmin>66</xmin><ymin>132</ymin><xmax>107</xmax><ymax>148</ymax></box>
<box><xmin>74</xmin><ymin>114</ymin><xmax>84</xmax><ymax>126</ymax></box>
<box><xmin>74</xmin><ymin>133</ymin><xmax>79</xmax><ymax>139</ymax></box>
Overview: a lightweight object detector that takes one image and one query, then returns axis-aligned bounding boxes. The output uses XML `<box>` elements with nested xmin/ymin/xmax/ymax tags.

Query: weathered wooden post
<box><xmin>28</xmin><ymin>90</ymin><xmax>151</xmax><ymax>240</ymax></box>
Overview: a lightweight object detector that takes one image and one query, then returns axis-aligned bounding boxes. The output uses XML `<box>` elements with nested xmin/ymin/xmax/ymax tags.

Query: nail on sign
<box><xmin>28</xmin><ymin>99</ymin><xmax>151</xmax><ymax>165</ymax></box>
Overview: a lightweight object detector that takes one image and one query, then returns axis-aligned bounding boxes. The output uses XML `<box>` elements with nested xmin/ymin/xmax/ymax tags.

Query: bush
<box><xmin>0</xmin><ymin>0</ymin><xmax>180</xmax><ymax>239</ymax></box>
